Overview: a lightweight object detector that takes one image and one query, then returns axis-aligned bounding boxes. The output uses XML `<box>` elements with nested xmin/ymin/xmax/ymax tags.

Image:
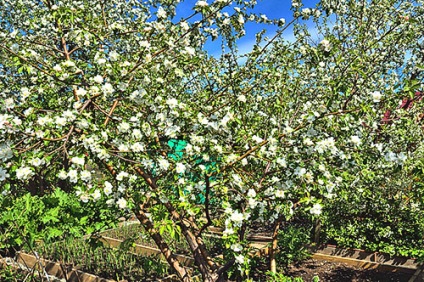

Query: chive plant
<box><xmin>31</xmin><ymin>237</ymin><xmax>172</xmax><ymax>280</ymax></box>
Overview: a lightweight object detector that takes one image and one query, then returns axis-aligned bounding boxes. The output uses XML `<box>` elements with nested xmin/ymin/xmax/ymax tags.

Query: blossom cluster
<box><xmin>1</xmin><ymin>0</ymin><xmax>423</xmax><ymax>278</ymax></box>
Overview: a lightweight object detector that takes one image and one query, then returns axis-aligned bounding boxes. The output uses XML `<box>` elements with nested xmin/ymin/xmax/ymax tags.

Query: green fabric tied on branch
<box><xmin>167</xmin><ymin>139</ymin><xmax>219</xmax><ymax>204</ymax></box>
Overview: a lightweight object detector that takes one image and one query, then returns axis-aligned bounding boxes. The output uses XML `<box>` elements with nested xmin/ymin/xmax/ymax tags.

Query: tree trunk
<box><xmin>270</xmin><ymin>234</ymin><xmax>279</xmax><ymax>273</ymax></box>
<box><xmin>269</xmin><ymin>216</ymin><xmax>284</xmax><ymax>273</ymax></box>
<box><xmin>313</xmin><ymin>219</ymin><xmax>321</xmax><ymax>245</ymax></box>
<box><xmin>132</xmin><ymin>169</ymin><xmax>221</xmax><ymax>281</ymax></box>
<box><xmin>135</xmin><ymin>208</ymin><xmax>190</xmax><ymax>281</ymax></box>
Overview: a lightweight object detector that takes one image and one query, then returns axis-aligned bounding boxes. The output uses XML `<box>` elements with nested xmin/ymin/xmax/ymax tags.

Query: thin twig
<box><xmin>104</xmin><ymin>100</ymin><xmax>119</xmax><ymax>126</ymax></box>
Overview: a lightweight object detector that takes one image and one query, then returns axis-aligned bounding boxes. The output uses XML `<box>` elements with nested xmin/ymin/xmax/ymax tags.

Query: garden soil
<box><xmin>285</xmin><ymin>258</ymin><xmax>413</xmax><ymax>282</ymax></box>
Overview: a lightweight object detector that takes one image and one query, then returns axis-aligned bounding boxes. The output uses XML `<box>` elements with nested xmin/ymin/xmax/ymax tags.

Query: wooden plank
<box><xmin>408</xmin><ymin>267</ymin><xmax>424</xmax><ymax>282</ymax></box>
<box><xmin>101</xmin><ymin>223</ymin><xmax>423</xmax><ymax>275</ymax></box>
<box><xmin>16</xmin><ymin>252</ymin><xmax>114</xmax><ymax>282</ymax></box>
<box><xmin>99</xmin><ymin>236</ymin><xmax>194</xmax><ymax>266</ymax></box>
<box><xmin>311</xmin><ymin>245</ymin><xmax>421</xmax><ymax>270</ymax></box>
<box><xmin>312</xmin><ymin>253</ymin><xmax>417</xmax><ymax>274</ymax></box>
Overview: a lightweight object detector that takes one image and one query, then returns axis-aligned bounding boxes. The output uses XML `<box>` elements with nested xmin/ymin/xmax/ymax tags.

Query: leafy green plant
<box><xmin>0</xmin><ymin>189</ymin><xmax>123</xmax><ymax>253</ymax></box>
<box><xmin>275</xmin><ymin>224</ymin><xmax>312</xmax><ymax>270</ymax></box>
<box><xmin>266</xmin><ymin>271</ymin><xmax>319</xmax><ymax>282</ymax></box>
<box><xmin>0</xmin><ymin>265</ymin><xmax>23</xmax><ymax>282</ymax></box>
<box><xmin>321</xmin><ymin>162</ymin><xmax>424</xmax><ymax>260</ymax></box>
<box><xmin>0</xmin><ymin>263</ymin><xmax>43</xmax><ymax>282</ymax></box>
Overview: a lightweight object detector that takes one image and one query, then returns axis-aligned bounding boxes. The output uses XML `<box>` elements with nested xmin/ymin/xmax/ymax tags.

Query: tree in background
<box><xmin>0</xmin><ymin>0</ymin><xmax>423</xmax><ymax>281</ymax></box>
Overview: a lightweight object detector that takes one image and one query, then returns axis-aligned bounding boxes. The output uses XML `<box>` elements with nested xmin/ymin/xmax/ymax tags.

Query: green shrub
<box><xmin>276</xmin><ymin>224</ymin><xmax>312</xmax><ymax>270</ymax></box>
<box><xmin>0</xmin><ymin>189</ymin><xmax>123</xmax><ymax>252</ymax></box>
<box><xmin>266</xmin><ymin>271</ymin><xmax>319</xmax><ymax>282</ymax></box>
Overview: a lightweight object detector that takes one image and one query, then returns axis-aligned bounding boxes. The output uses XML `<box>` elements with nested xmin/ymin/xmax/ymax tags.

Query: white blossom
<box><xmin>102</xmin><ymin>83</ymin><xmax>114</xmax><ymax>95</ymax></box>
<box><xmin>80</xmin><ymin>170</ymin><xmax>92</xmax><ymax>182</ymax></box>
<box><xmin>275</xmin><ymin>190</ymin><xmax>285</xmax><ymax>198</ymax></box>
<box><xmin>234</xmin><ymin>254</ymin><xmax>245</xmax><ymax>264</ymax></box>
<box><xmin>237</xmin><ymin>94</ymin><xmax>247</xmax><ymax>102</ymax></box>
<box><xmin>16</xmin><ymin>166</ymin><xmax>34</xmax><ymax>181</ymax></box>
<box><xmin>350</xmin><ymin>135</ymin><xmax>362</xmax><ymax>146</ymax></box>
<box><xmin>55</xmin><ymin>116</ymin><xmax>67</xmax><ymax>127</ymax></box>
<box><xmin>175</xmin><ymin>163</ymin><xmax>186</xmax><ymax>174</ymax></box>
<box><xmin>319</xmin><ymin>39</ymin><xmax>331</xmax><ymax>52</ymax></box>
<box><xmin>230</xmin><ymin>210</ymin><xmax>244</xmax><ymax>226</ymax></box>
<box><xmin>302</xmin><ymin>8</ymin><xmax>312</xmax><ymax>17</ymax></box>
<box><xmin>371</xmin><ymin>91</ymin><xmax>383</xmax><ymax>102</ymax></box>
<box><xmin>68</xmin><ymin>169</ymin><xmax>78</xmax><ymax>183</ymax></box>
<box><xmin>92</xmin><ymin>189</ymin><xmax>101</xmax><ymax>201</ymax></box>
<box><xmin>75</xmin><ymin>88</ymin><xmax>87</xmax><ymax>97</ymax></box>
<box><xmin>117</xmin><ymin>198</ymin><xmax>128</xmax><ymax>209</ymax></box>
<box><xmin>21</xmin><ymin>87</ymin><xmax>31</xmax><ymax>100</ymax></box>
<box><xmin>166</xmin><ymin>98</ymin><xmax>178</xmax><ymax>108</ymax></box>
<box><xmin>223</xmin><ymin>227</ymin><xmax>234</xmax><ymax>236</ymax></box>
<box><xmin>97</xmin><ymin>58</ymin><xmax>106</xmax><ymax>65</ymax></box>
<box><xmin>53</xmin><ymin>64</ymin><xmax>62</xmax><ymax>72</ymax></box>
<box><xmin>116</xmin><ymin>171</ymin><xmax>129</xmax><ymax>181</ymax></box>
<box><xmin>93</xmin><ymin>75</ymin><xmax>103</xmax><ymax>84</ymax></box>
<box><xmin>158</xmin><ymin>158</ymin><xmax>170</xmax><ymax>171</ymax></box>
<box><xmin>252</xmin><ymin>135</ymin><xmax>263</xmax><ymax>143</ymax></box>
<box><xmin>63</xmin><ymin>60</ymin><xmax>75</xmax><ymax>68</ymax></box>
<box><xmin>157</xmin><ymin>7</ymin><xmax>167</xmax><ymax>19</ymax></box>
<box><xmin>247</xmin><ymin>189</ymin><xmax>256</xmax><ymax>198</ymax></box>
<box><xmin>58</xmin><ymin>170</ymin><xmax>68</xmax><ymax>180</ymax></box>
<box><xmin>0</xmin><ymin>143</ymin><xmax>13</xmax><ymax>162</ymax></box>
<box><xmin>0</xmin><ymin>167</ymin><xmax>10</xmax><ymax>181</ymax></box>
<box><xmin>131</xmin><ymin>142</ymin><xmax>144</xmax><ymax>152</ymax></box>
<box><xmin>185</xmin><ymin>46</ymin><xmax>196</xmax><ymax>56</ymax></box>
<box><xmin>30</xmin><ymin>157</ymin><xmax>45</xmax><ymax>167</ymax></box>
<box><xmin>4</xmin><ymin>98</ymin><xmax>15</xmax><ymax>109</ymax></box>
<box><xmin>196</xmin><ymin>0</ymin><xmax>208</xmax><ymax>7</ymax></box>
<box><xmin>231</xmin><ymin>243</ymin><xmax>243</xmax><ymax>252</ymax></box>
<box><xmin>109</xmin><ymin>50</ymin><xmax>119</xmax><ymax>61</ymax></box>
<box><xmin>118</xmin><ymin>122</ymin><xmax>131</xmax><ymax>133</ymax></box>
<box><xmin>104</xmin><ymin>181</ymin><xmax>113</xmax><ymax>196</ymax></box>
<box><xmin>180</xmin><ymin>21</ymin><xmax>189</xmax><ymax>31</ymax></box>
<box><xmin>310</xmin><ymin>203</ymin><xmax>322</xmax><ymax>215</ymax></box>
<box><xmin>71</xmin><ymin>156</ymin><xmax>85</xmax><ymax>166</ymax></box>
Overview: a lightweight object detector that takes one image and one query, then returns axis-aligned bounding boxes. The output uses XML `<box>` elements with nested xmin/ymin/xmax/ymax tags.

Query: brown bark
<box><xmin>105</xmin><ymin>162</ymin><xmax>222</xmax><ymax>281</ymax></box>
<box><xmin>132</xmin><ymin>166</ymin><xmax>218</xmax><ymax>271</ymax></box>
<box><xmin>104</xmin><ymin>99</ymin><xmax>119</xmax><ymax>126</ymax></box>
<box><xmin>313</xmin><ymin>219</ymin><xmax>321</xmax><ymax>245</ymax></box>
<box><xmin>269</xmin><ymin>215</ymin><xmax>284</xmax><ymax>273</ymax></box>
<box><xmin>135</xmin><ymin>207</ymin><xmax>191</xmax><ymax>281</ymax></box>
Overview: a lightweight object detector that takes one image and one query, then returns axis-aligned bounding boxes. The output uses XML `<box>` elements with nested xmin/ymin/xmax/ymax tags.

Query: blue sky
<box><xmin>175</xmin><ymin>0</ymin><xmax>320</xmax><ymax>55</ymax></box>
<box><xmin>235</xmin><ymin>0</ymin><xmax>320</xmax><ymax>55</ymax></box>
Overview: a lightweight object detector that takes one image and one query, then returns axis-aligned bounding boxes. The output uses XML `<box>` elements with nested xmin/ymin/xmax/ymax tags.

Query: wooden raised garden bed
<box><xmin>98</xmin><ymin>235</ymin><xmax>194</xmax><ymax>266</ymax></box>
<box><xmin>9</xmin><ymin>220</ymin><xmax>421</xmax><ymax>282</ymax></box>
<box><xmin>11</xmin><ymin>251</ymin><xmax>188</xmax><ymax>282</ymax></box>
<box><xmin>102</xmin><ymin>221</ymin><xmax>424</xmax><ymax>279</ymax></box>
<box><xmin>16</xmin><ymin>252</ymin><xmax>113</xmax><ymax>282</ymax></box>
<box><xmin>310</xmin><ymin>245</ymin><xmax>424</xmax><ymax>282</ymax></box>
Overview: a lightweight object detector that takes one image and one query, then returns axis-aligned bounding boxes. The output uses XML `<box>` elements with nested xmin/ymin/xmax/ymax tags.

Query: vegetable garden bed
<box><xmin>13</xmin><ymin>236</ymin><xmax>180</xmax><ymax>282</ymax></box>
<box><xmin>4</xmin><ymin>251</ymin><xmax>185</xmax><ymax>282</ymax></box>
<box><xmin>310</xmin><ymin>244</ymin><xmax>422</xmax><ymax>272</ymax></box>
<box><xmin>16</xmin><ymin>252</ymin><xmax>113</xmax><ymax>282</ymax></box>
<box><xmin>3</xmin><ymin>221</ymin><xmax>422</xmax><ymax>282</ymax></box>
<box><xmin>285</xmin><ymin>258</ymin><xmax>416</xmax><ymax>282</ymax></box>
<box><xmin>99</xmin><ymin>221</ymin><xmax>423</xmax><ymax>281</ymax></box>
